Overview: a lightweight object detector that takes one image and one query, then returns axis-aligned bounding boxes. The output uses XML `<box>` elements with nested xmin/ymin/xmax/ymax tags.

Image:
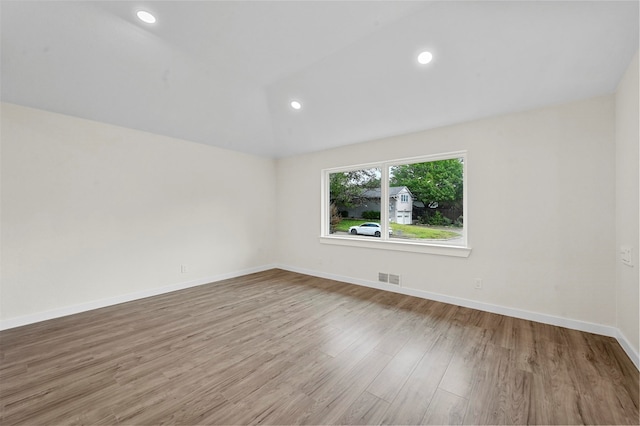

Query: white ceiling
<box><xmin>2</xmin><ymin>1</ymin><xmax>638</xmax><ymax>158</ymax></box>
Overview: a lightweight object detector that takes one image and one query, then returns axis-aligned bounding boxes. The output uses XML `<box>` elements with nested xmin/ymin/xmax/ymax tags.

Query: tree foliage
<box><xmin>329</xmin><ymin>168</ymin><xmax>380</xmax><ymax>207</ymax></box>
<box><xmin>390</xmin><ymin>159</ymin><xmax>463</xmax><ymax>207</ymax></box>
<box><xmin>329</xmin><ymin>203</ymin><xmax>342</xmax><ymax>233</ymax></box>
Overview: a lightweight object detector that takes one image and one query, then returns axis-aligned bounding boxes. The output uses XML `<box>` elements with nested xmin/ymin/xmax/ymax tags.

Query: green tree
<box><xmin>390</xmin><ymin>159</ymin><xmax>463</xmax><ymax>208</ymax></box>
<box><xmin>329</xmin><ymin>168</ymin><xmax>380</xmax><ymax>207</ymax></box>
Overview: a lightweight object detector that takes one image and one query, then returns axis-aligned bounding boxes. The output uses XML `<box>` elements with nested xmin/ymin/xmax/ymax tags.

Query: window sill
<box><xmin>319</xmin><ymin>235</ymin><xmax>472</xmax><ymax>258</ymax></box>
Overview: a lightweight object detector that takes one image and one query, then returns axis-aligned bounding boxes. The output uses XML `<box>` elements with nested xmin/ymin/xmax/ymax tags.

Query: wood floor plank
<box><xmin>461</xmin><ymin>343</ymin><xmax>515</xmax><ymax>425</ymax></box>
<box><xmin>335</xmin><ymin>391</ymin><xmax>390</xmax><ymax>425</ymax></box>
<box><xmin>299</xmin><ymin>349</ymin><xmax>392</xmax><ymax>425</ymax></box>
<box><xmin>380</xmin><ymin>334</ymin><xmax>456</xmax><ymax>425</ymax></box>
<box><xmin>421</xmin><ymin>388</ymin><xmax>468</xmax><ymax>425</ymax></box>
<box><xmin>366</xmin><ymin>339</ymin><xmax>426</xmax><ymax>402</ymax></box>
<box><xmin>438</xmin><ymin>325</ymin><xmax>494</xmax><ymax>399</ymax></box>
<box><xmin>0</xmin><ymin>269</ymin><xmax>637</xmax><ymax>425</ymax></box>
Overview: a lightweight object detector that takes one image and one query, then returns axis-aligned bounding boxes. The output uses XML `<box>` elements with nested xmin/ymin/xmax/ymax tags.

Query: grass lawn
<box><xmin>335</xmin><ymin>219</ymin><xmax>460</xmax><ymax>240</ymax></box>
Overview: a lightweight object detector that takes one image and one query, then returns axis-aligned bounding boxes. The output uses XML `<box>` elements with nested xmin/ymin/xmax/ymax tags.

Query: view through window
<box><xmin>325</xmin><ymin>153</ymin><xmax>465</xmax><ymax>246</ymax></box>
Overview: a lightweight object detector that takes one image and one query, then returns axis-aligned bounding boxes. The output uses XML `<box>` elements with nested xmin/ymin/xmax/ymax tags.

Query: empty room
<box><xmin>1</xmin><ymin>1</ymin><xmax>638</xmax><ymax>425</ymax></box>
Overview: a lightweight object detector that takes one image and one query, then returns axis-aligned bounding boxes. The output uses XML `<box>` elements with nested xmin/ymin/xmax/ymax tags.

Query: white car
<box><xmin>348</xmin><ymin>222</ymin><xmax>392</xmax><ymax>237</ymax></box>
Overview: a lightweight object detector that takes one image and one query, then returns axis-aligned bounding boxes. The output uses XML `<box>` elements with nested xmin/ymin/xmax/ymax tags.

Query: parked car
<box><xmin>348</xmin><ymin>222</ymin><xmax>393</xmax><ymax>237</ymax></box>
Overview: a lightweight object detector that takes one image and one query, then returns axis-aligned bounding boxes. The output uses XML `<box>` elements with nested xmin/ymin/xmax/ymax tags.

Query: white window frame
<box><xmin>320</xmin><ymin>151</ymin><xmax>470</xmax><ymax>258</ymax></box>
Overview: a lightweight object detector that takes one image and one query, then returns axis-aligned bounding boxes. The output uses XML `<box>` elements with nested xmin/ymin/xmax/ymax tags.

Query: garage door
<box><xmin>397</xmin><ymin>212</ymin><xmax>411</xmax><ymax>224</ymax></box>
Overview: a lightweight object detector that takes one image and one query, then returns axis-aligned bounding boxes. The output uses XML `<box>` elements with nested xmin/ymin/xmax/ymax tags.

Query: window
<box><xmin>321</xmin><ymin>151</ymin><xmax>469</xmax><ymax>257</ymax></box>
<box><xmin>328</xmin><ymin>167</ymin><xmax>381</xmax><ymax>233</ymax></box>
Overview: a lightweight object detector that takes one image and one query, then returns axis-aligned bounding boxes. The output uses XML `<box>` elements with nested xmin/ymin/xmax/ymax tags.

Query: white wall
<box><xmin>615</xmin><ymin>51</ymin><xmax>639</xmax><ymax>356</ymax></box>
<box><xmin>277</xmin><ymin>96</ymin><xmax>617</xmax><ymax>327</ymax></box>
<box><xmin>1</xmin><ymin>103</ymin><xmax>276</xmax><ymax>324</ymax></box>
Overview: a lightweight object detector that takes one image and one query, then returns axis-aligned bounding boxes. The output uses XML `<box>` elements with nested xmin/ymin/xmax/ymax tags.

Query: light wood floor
<box><xmin>1</xmin><ymin>269</ymin><xmax>638</xmax><ymax>425</ymax></box>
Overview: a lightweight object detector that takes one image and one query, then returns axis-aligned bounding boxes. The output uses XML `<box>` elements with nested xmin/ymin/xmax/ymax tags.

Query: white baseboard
<box><xmin>616</xmin><ymin>329</ymin><xmax>640</xmax><ymax>370</ymax></box>
<box><xmin>0</xmin><ymin>264</ymin><xmax>276</xmax><ymax>331</ymax></box>
<box><xmin>275</xmin><ymin>264</ymin><xmax>639</xmax><ymax>370</ymax></box>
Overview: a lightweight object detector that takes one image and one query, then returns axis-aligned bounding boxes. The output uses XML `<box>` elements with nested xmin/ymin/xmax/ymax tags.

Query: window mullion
<box><xmin>381</xmin><ymin>164</ymin><xmax>389</xmax><ymax>240</ymax></box>
<box><xmin>321</xmin><ymin>170</ymin><xmax>329</xmax><ymax>236</ymax></box>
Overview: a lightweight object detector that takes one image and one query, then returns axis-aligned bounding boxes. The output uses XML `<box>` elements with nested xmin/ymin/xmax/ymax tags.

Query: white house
<box><xmin>344</xmin><ymin>186</ymin><xmax>414</xmax><ymax>224</ymax></box>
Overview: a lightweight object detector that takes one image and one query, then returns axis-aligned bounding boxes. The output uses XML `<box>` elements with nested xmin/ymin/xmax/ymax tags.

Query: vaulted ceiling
<box><xmin>2</xmin><ymin>1</ymin><xmax>638</xmax><ymax>157</ymax></box>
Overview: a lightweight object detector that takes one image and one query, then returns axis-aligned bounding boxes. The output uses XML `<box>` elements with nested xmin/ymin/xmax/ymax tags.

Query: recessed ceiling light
<box><xmin>290</xmin><ymin>100</ymin><xmax>302</xmax><ymax>110</ymax></box>
<box><xmin>417</xmin><ymin>51</ymin><xmax>433</xmax><ymax>65</ymax></box>
<box><xmin>136</xmin><ymin>10</ymin><xmax>156</xmax><ymax>24</ymax></box>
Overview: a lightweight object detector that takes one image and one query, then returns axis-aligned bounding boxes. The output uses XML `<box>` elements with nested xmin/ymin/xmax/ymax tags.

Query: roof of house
<box><xmin>362</xmin><ymin>186</ymin><xmax>413</xmax><ymax>199</ymax></box>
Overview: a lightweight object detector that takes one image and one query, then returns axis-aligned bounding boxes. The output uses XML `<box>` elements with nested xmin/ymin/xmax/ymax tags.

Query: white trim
<box><xmin>321</xmin><ymin>151</ymin><xmax>468</xmax><ymax>249</ymax></box>
<box><xmin>276</xmin><ymin>264</ymin><xmax>638</xmax><ymax>369</ymax></box>
<box><xmin>0</xmin><ymin>264</ymin><xmax>276</xmax><ymax>331</ymax></box>
<box><xmin>319</xmin><ymin>236</ymin><xmax>471</xmax><ymax>257</ymax></box>
<box><xmin>616</xmin><ymin>329</ymin><xmax>640</xmax><ymax>370</ymax></box>
<box><xmin>381</xmin><ymin>164</ymin><xmax>390</xmax><ymax>238</ymax></box>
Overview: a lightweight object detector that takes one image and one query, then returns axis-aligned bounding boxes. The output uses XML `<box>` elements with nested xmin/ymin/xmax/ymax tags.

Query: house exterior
<box><xmin>344</xmin><ymin>186</ymin><xmax>414</xmax><ymax>224</ymax></box>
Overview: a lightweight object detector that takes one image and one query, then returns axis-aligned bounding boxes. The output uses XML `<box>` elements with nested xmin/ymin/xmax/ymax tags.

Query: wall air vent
<box><xmin>389</xmin><ymin>274</ymin><xmax>401</xmax><ymax>285</ymax></box>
